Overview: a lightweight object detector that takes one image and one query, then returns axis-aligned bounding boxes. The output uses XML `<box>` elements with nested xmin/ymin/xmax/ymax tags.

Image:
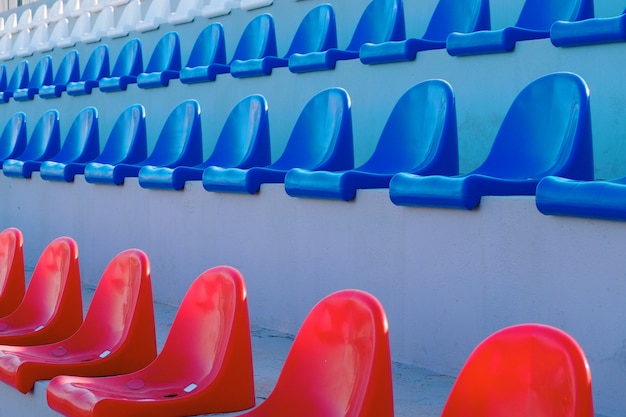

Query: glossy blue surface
<box><xmin>140</xmin><ymin>95</ymin><xmax>270</xmax><ymax>190</ymax></box>
<box><xmin>84</xmin><ymin>100</ymin><xmax>202</xmax><ymax>185</ymax></box>
<box><xmin>3</xmin><ymin>110</ymin><xmax>61</xmax><ymax>179</ymax></box>
<box><xmin>0</xmin><ymin>65</ymin><xmax>7</xmax><ymax>93</ymax></box>
<box><xmin>38</xmin><ymin>108</ymin><xmax>100</xmax><ymax>182</ymax></box>
<box><xmin>229</xmin><ymin>14</ymin><xmax>278</xmax><ymax>78</ymax></box>
<box><xmin>39</xmin><ymin>50</ymin><xmax>80</xmax><ymax>99</ymax></box>
<box><xmin>179</xmin><ymin>23</ymin><xmax>228</xmax><ymax>84</ymax></box>
<box><xmin>0</xmin><ymin>112</ymin><xmax>27</xmax><ymax>164</ymax></box>
<box><xmin>447</xmin><ymin>0</ymin><xmax>594</xmax><ymax>55</ymax></box>
<box><xmin>390</xmin><ymin>72</ymin><xmax>593</xmax><ymax>210</ymax></box>
<box><xmin>536</xmin><ymin>175</ymin><xmax>626</xmax><ymax>221</ymax></box>
<box><xmin>360</xmin><ymin>0</ymin><xmax>490</xmax><ymax>64</ymax></box>
<box><xmin>551</xmin><ymin>9</ymin><xmax>626</xmax><ymax>47</ymax></box>
<box><xmin>0</xmin><ymin>61</ymin><xmax>29</xmax><ymax>103</ymax></box>
<box><xmin>137</xmin><ymin>31</ymin><xmax>182</xmax><ymax>89</ymax></box>
<box><xmin>285</xmin><ymin>80</ymin><xmax>458</xmax><ymax>201</ymax></box>
<box><xmin>203</xmin><ymin>88</ymin><xmax>353</xmax><ymax>194</ymax></box>
<box><xmin>14</xmin><ymin>55</ymin><xmax>53</xmax><ymax>101</ymax></box>
<box><xmin>66</xmin><ymin>45</ymin><xmax>110</xmax><ymax>96</ymax></box>
<box><xmin>99</xmin><ymin>38</ymin><xmax>143</xmax><ymax>92</ymax></box>
<box><xmin>289</xmin><ymin>0</ymin><xmax>404</xmax><ymax>72</ymax></box>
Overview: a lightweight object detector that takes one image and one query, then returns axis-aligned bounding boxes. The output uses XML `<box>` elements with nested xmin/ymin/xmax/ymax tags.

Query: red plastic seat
<box><xmin>441</xmin><ymin>323</ymin><xmax>594</xmax><ymax>417</ymax></box>
<box><xmin>0</xmin><ymin>249</ymin><xmax>157</xmax><ymax>393</ymax></box>
<box><xmin>0</xmin><ymin>236</ymin><xmax>82</xmax><ymax>346</ymax></box>
<box><xmin>0</xmin><ymin>228</ymin><xmax>25</xmax><ymax>318</ymax></box>
<box><xmin>238</xmin><ymin>289</ymin><xmax>394</xmax><ymax>417</ymax></box>
<box><xmin>47</xmin><ymin>265</ymin><xmax>255</xmax><ymax>417</ymax></box>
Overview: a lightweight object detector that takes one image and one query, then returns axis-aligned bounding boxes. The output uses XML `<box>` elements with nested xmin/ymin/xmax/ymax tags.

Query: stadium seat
<box><xmin>3</xmin><ymin>110</ymin><xmax>61</xmax><ymax>178</ymax></box>
<box><xmin>167</xmin><ymin>0</ymin><xmax>206</xmax><ymax>25</ymax></box>
<box><xmin>15</xmin><ymin>9</ymin><xmax>33</xmax><ymax>33</ymax></box>
<box><xmin>285</xmin><ymin>79</ymin><xmax>458</xmax><ymax>201</ymax></box>
<box><xmin>447</xmin><ymin>0</ymin><xmax>594</xmax><ymax>55</ymax></box>
<box><xmin>36</xmin><ymin>17</ymin><xmax>69</xmax><ymax>52</ymax></box>
<box><xmin>62</xmin><ymin>0</ymin><xmax>81</xmax><ymax>17</ymax></box>
<box><xmin>360</xmin><ymin>0</ymin><xmax>490</xmax><ymax>64</ymax></box>
<box><xmin>11</xmin><ymin>28</ymin><xmax>32</xmax><ymax>58</ymax></box>
<box><xmin>140</xmin><ymin>94</ymin><xmax>270</xmax><ymax>190</ymax></box>
<box><xmin>231</xmin><ymin>5</ymin><xmax>336</xmax><ymax>77</ymax></box>
<box><xmin>289</xmin><ymin>0</ymin><xmax>405</xmax><ymax>73</ymax></box>
<box><xmin>135</xmin><ymin>0</ymin><xmax>171</xmax><ymax>32</ymax></box>
<box><xmin>535</xmin><ymin>175</ymin><xmax>626</xmax><ymax>222</ymax></box>
<box><xmin>47</xmin><ymin>0</ymin><xmax>65</xmax><ymax>22</ymax></box>
<box><xmin>0</xmin><ymin>248</ymin><xmax>157</xmax><ymax>394</ymax></box>
<box><xmin>56</xmin><ymin>12</ymin><xmax>92</xmax><ymax>48</ymax></box>
<box><xmin>0</xmin><ymin>112</ymin><xmax>27</xmax><ymax>164</ymax></box>
<box><xmin>82</xmin><ymin>5</ymin><xmax>116</xmax><ymax>43</ymax></box>
<box><xmin>0</xmin><ymin>64</ymin><xmax>7</xmax><ymax>93</ymax></box>
<box><xmin>240</xmin><ymin>0</ymin><xmax>272</xmax><ymax>10</ymax></box>
<box><xmin>66</xmin><ymin>44</ymin><xmax>109</xmax><ymax>95</ymax></box>
<box><xmin>179</xmin><ymin>22</ymin><xmax>227</xmax><ymax>84</ymax></box>
<box><xmin>3</xmin><ymin>13</ymin><xmax>17</xmax><ymax>35</ymax></box>
<box><xmin>84</xmin><ymin>99</ymin><xmax>201</xmax><ymax>185</ymax></box>
<box><xmin>0</xmin><ymin>33</ymin><xmax>13</xmax><ymax>60</ymax></box>
<box><xmin>82</xmin><ymin>0</ymin><xmax>104</xmax><ymax>14</ymax></box>
<box><xmin>136</xmin><ymin>31</ymin><xmax>181</xmax><ymax>88</ymax></box>
<box><xmin>18</xmin><ymin>23</ymin><xmax>48</xmax><ymax>57</ymax></box>
<box><xmin>99</xmin><ymin>38</ymin><xmax>143</xmax><ymax>92</ymax></box>
<box><xmin>35</xmin><ymin>107</ymin><xmax>100</xmax><ymax>182</ymax></box>
<box><xmin>440</xmin><ymin>324</ymin><xmax>594</xmax><ymax>417</ymax></box>
<box><xmin>0</xmin><ymin>236</ymin><xmax>83</xmax><ymax>347</ymax></box>
<box><xmin>106</xmin><ymin>0</ymin><xmax>141</xmax><ymax>38</ymax></box>
<box><xmin>14</xmin><ymin>55</ymin><xmax>53</xmax><ymax>101</ymax></box>
<box><xmin>203</xmin><ymin>87</ymin><xmax>353</xmax><ymax>194</ymax></box>
<box><xmin>39</xmin><ymin>49</ymin><xmax>80</xmax><ymax>98</ymax></box>
<box><xmin>389</xmin><ymin>72</ymin><xmax>593</xmax><ymax>210</ymax></box>
<box><xmin>228</xmin><ymin>13</ymin><xmax>278</xmax><ymax>78</ymax></box>
<box><xmin>0</xmin><ymin>60</ymin><xmax>29</xmax><ymax>103</ymax></box>
<box><xmin>30</xmin><ymin>4</ymin><xmax>49</xmax><ymax>28</ymax></box>
<box><xmin>551</xmin><ymin>8</ymin><xmax>626</xmax><ymax>47</ymax></box>
<box><xmin>202</xmin><ymin>0</ymin><xmax>241</xmax><ymax>18</ymax></box>
<box><xmin>47</xmin><ymin>265</ymin><xmax>256</xmax><ymax>417</ymax></box>
<box><xmin>0</xmin><ymin>228</ymin><xmax>25</xmax><ymax>318</ymax></box>
<box><xmin>236</xmin><ymin>289</ymin><xmax>394</xmax><ymax>417</ymax></box>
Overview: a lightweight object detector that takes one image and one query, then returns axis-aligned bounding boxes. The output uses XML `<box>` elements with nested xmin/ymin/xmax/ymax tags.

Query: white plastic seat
<box><xmin>12</xmin><ymin>28</ymin><xmax>32</xmax><ymax>57</ymax></box>
<box><xmin>106</xmin><ymin>0</ymin><xmax>140</xmax><ymax>38</ymax></box>
<box><xmin>240</xmin><ymin>0</ymin><xmax>271</xmax><ymax>11</ymax></box>
<box><xmin>167</xmin><ymin>0</ymin><xmax>205</xmax><ymax>25</ymax></box>
<box><xmin>47</xmin><ymin>0</ymin><xmax>65</xmax><ymax>22</ymax></box>
<box><xmin>63</xmin><ymin>0</ymin><xmax>81</xmax><ymax>17</ymax></box>
<box><xmin>57</xmin><ymin>12</ymin><xmax>91</xmax><ymax>48</ymax></box>
<box><xmin>30</xmin><ymin>4</ymin><xmax>48</xmax><ymax>27</ymax></box>
<box><xmin>83</xmin><ymin>0</ymin><xmax>104</xmax><ymax>14</ymax></box>
<box><xmin>104</xmin><ymin>0</ymin><xmax>130</xmax><ymax>7</ymax></box>
<box><xmin>25</xmin><ymin>23</ymin><xmax>48</xmax><ymax>54</ymax></box>
<box><xmin>136</xmin><ymin>0</ymin><xmax>170</xmax><ymax>32</ymax></box>
<box><xmin>15</xmin><ymin>9</ymin><xmax>32</xmax><ymax>32</ymax></box>
<box><xmin>202</xmin><ymin>0</ymin><xmax>239</xmax><ymax>18</ymax></box>
<box><xmin>4</xmin><ymin>13</ymin><xmax>18</xmax><ymax>34</ymax></box>
<box><xmin>0</xmin><ymin>33</ymin><xmax>13</xmax><ymax>60</ymax></box>
<box><xmin>37</xmin><ymin>17</ymin><xmax>68</xmax><ymax>51</ymax></box>
<box><xmin>82</xmin><ymin>5</ymin><xmax>114</xmax><ymax>43</ymax></box>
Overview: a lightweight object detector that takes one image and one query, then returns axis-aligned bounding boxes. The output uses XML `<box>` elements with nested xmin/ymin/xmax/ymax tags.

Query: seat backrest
<box><xmin>174</xmin><ymin>0</ymin><xmax>203</xmax><ymax>14</ymax></box>
<box><xmin>143</xmin><ymin>99</ymin><xmax>202</xmax><ymax>167</ymax></box>
<box><xmin>185</xmin><ymin>22</ymin><xmax>226</xmax><ymax>68</ymax></box>
<box><xmin>440</xmin><ymin>324</ymin><xmax>594</xmax><ymax>417</ymax></box>
<box><xmin>17</xmin><ymin>8</ymin><xmax>32</xmax><ymax>29</ymax></box>
<box><xmin>52</xmin><ymin>49</ymin><xmax>80</xmax><ymax>85</ymax></box>
<box><xmin>247</xmin><ymin>290</ymin><xmax>393</xmax><ymax>417</ymax></box>
<box><xmin>48</xmin><ymin>0</ymin><xmax>65</xmax><ymax>21</ymax></box>
<box><xmin>30</xmin><ymin>24</ymin><xmax>49</xmax><ymax>49</ymax></box>
<box><xmin>27</xmin><ymin>55</ymin><xmax>53</xmax><ymax>89</ymax></box>
<box><xmin>201</xmin><ymin>94</ymin><xmax>270</xmax><ymax>169</ymax></box>
<box><xmin>0</xmin><ymin>112</ymin><xmax>27</xmax><ymax>161</ymax></box>
<box><xmin>6</xmin><ymin>60</ymin><xmax>29</xmax><ymax>93</ymax></box>
<box><xmin>69</xmin><ymin>12</ymin><xmax>92</xmax><ymax>38</ymax></box>
<box><xmin>4</xmin><ymin>13</ymin><xmax>17</xmax><ymax>33</ymax></box>
<box><xmin>115</xmin><ymin>0</ymin><xmax>141</xmax><ymax>30</ymax></box>
<box><xmin>12</xmin><ymin>27</ymin><xmax>30</xmax><ymax>54</ymax></box>
<box><xmin>474</xmin><ymin>72</ymin><xmax>592</xmax><ymax>180</ymax></box>
<box><xmin>12</xmin><ymin>109</ymin><xmax>60</xmax><ymax>162</ymax></box>
<box><xmin>272</xmin><ymin>87</ymin><xmax>353</xmax><ymax>171</ymax></box>
<box><xmin>80</xmin><ymin>44</ymin><xmax>109</xmax><ymax>81</ymax></box>
<box><xmin>110</xmin><ymin>38</ymin><xmax>143</xmax><ymax>77</ymax></box>
<box><xmin>48</xmin><ymin>17</ymin><xmax>69</xmax><ymax>44</ymax></box>
<box><xmin>516</xmin><ymin>0</ymin><xmax>594</xmax><ymax>30</ymax></box>
<box><xmin>63</xmin><ymin>0</ymin><xmax>81</xmax><ymax>17</ymax></box>
<box><xmin>93</xmin><ymin>104</ymin><xmax>146</xmax><ymax>165</ymax></box>
<box><xmin>0</xmin><ymin>33</ymin><xmax>12</xmax><ymax>56</ymax></box>
<box><xmin>422</xmin><ymin>0</ymin><xmax>490</xmax><ymax>41</ymax></box>
<box><xmin>152</xmin><ymin>266</ymin><xmax>254</xmax><ymax>402</ymax></box>
<box><xmin>2</xmin><ymin>237</ymin><xmax>83</xmax><ymax>342</ymax></box>
<box><xmin>51</xmin><ymin>107</ymin><xmax>99</xmax><ymax>163</ymax></box>
<box><xmin>142</xmin><ymin>0</ymin><xmax>171</xmax><ymax>24</ymax></box>
<box><xmin>359</xmin><ymin>79</ymin><xmax>458</xmax><ymax>175</ymax></box>
<box><xmin>90</xmin><ymin>5</ymin><xmax>115</xmax><ymax>33</ymax></box>
<box><xmin>144</xmin><ymin>31</ymin><xmax>181</xmax><ymax>73</ymax></box>
<box><xmin>0</xmin><ymin>64</ymin><xmax>7</xmax><ymax>91</ymax></box>
<box><xmin>346</xmin><ymin>0</ymin><xmax>405</xmax><ymax>51</ymax></box>
<box><xmin>64</xmin><ymin>249</ymin><xmax>156</xmax><ymax>366</ymax></box>
<box><xmin>284</xmin><ymin>4</ymin><xmax>338</xmax><ymax>57</ymax></box>
<box><xmin>32</xmin><ymin>4</ymin><xmax>48</xmax><ymax>25</ymax></box>
<box><xmin>229</xmin><ymin>13</ymin><xmax>277</xmax><ymax>63</ymax></box>
<box><xmin>0</xmin><ymin>228</ymin><xmax>25</xmax><ymax>318</ymax></box>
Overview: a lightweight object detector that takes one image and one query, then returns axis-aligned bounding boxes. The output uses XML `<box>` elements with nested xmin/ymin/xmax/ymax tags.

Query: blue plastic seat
<box><xmin>136</xmin><ymin>31</ymin><xmax>181</xmax><ymax>89</ymax></box>
<box><xmin>203</xmin><ymin>88</ymin><xmax>353</xmax><ymax>194</ymax></box>
<box><xmin>3</xmin><ymin>110</ymin><xmax>61</xmax><ymax>179</ymax></box>
<box><xmin>14</xmin><ymin>55</ymin><xmax>53</xmax><ymax>101</ymax></box>
<box><xmin>139</xmin><ymin>94</ymin><xmax>270</xmax><ymax>190</ymax></box>
<box><xmin>46</xmin><ymin>105</ymin><xmax>147</xmax><ymax>183</ymax></box>
<box><xmin>0</xmin><ymin>60</ymin><xmax>29</xmax><ymax>103</ymax></box>
<box><xmin>0</xmin><ymin>112</ymin><xmax>27</xmax><ymax>165</ymax></box>
<box><xmin>39</xmin><ymin>50</ymin><xmax>80</xmax><ymax>98</ymax></box>
<box><xmin>84</xmin><ymin>100</ymin><xmax>202</xmax><ymax>186</ymax></box>
<box><xmin>285</xmin><ymin>80</ymin><xmax>458</xmax><ymax>201</ymax></box>
<box><xmin>551</xmin><ymin>8</ymin><xmax>626</xmax><ymax>47</ymax></box>
<box><xmin>66</xmin><ymin>44</ymin><xmax>110</xmax><ymax>95</ymax></box>
<box><xmin>99</xmin><ymin>38</ymin><xmax>143</xmax><ymax>92</ymax></box>
<box><xmin>228</xmin><ymin>14</ymin><xmax>279</xmax><ymax>78</ymax></box>
<box><xmin>389</xmin><ymin>72</ymin><xmax>593</xmax><ymax>210</ymax></box>
<box><xmin>360</xmin><ymin>0</ymin><xmax>490</xmax><ymax>64</ymax></box>
<box><xmin>289</xmin><ymin>0</ymin><xmax>405</xmax><ymax>73</ymax></box>
<box><xmin>535</xmin><ymin>175</ymin><xmax>626</xmax><ymax>221</ymax></box>
<box><xmin>179</xmin><ymin>23</ymin><xmax>227</xmax><ymax>84</ymax></box>
<box><xmin>447</xmin><ymin>0</ymin><xmax>594</xmax><ymax>55</ymax></box>
<box><xmin>0</xmin><ymin>65</ymin><xmax>8</xmax><ymax>94</ymax></box>
<box><xmin>36</xmin><ymin>107</ymin><xmax>100</xmax><ymax>182</ymax></box>
<box><xmin>231</xmin><ymin>5</ymin><xmax>336</xmax><ymax>77</ymax></box>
